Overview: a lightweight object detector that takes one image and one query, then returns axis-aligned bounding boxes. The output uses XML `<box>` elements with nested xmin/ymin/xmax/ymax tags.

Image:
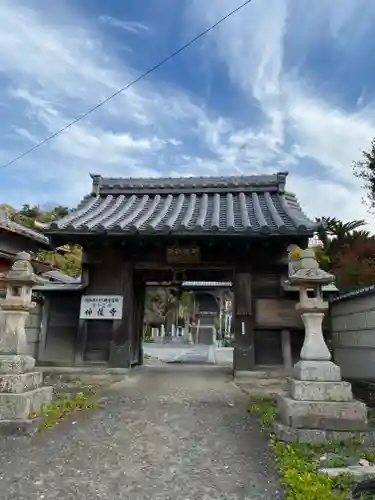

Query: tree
<box><xmin>315</xmin><ymin>216</ymin><xmax>375</xmax><ymax>291</ymax></box>
<box><xmin>37</xmin><ymin>245</ymin><xmax>82</xmax><ymax>277</ymax></box>
<box><xmin>315</xmin><ymin>217</ymin><xmax>367</xmax><ymax>267</ymax></box>
<box><xmin>333</xmin><ymin>237</ymin><xmax>375</xmax><ymax>291</ymax></box>
<box><xmin>143</xmin><ymin>287</ymin><xmax>195</xmax><ymax>337</ymax></box>
<box><xmin>13</xmin><ymin>204</ymin><xmax>69</xmax><ymax>228</ymax></box>
<box><xmin>2</xmin><ymin>203</ymin><xmax>81</xmax><ymax>277</ymax></box>
<box><xmin>353</xmin><ymin>137</ymin><xmax>375</xmax><ymax>209</ymax></box>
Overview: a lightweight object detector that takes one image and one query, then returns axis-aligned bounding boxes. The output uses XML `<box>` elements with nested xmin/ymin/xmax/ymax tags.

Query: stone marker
<box><xmin>274</xmin><ymin>248</ymin><xmax>368</xmax><ymax>443</ymax></box>
<box><xmin>0</xmin><ymin>252</ymin><xmax>52</xmax><ymax>435</ymax></box>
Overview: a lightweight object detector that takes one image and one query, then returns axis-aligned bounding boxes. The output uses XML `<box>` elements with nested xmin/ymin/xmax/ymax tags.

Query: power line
<box><xmin>1</xmin><ymin>0</ymin><xmax>253</xmax><ymax>170</ymax></box>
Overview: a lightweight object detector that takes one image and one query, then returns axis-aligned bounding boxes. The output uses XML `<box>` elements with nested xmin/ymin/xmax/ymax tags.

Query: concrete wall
<box><xmin>331</xmin><ymin>294</ymin><xmax>375</xmax><ymax>379</ymax></box>
<box><xmin>0</xmin><ymin>301</ymin><xmax>42</xmax><ymax>358</ymax></box>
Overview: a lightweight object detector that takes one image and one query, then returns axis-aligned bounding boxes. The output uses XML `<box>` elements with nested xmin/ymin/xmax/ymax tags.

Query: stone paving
<box><xmin>143</xmin><ymin>341</ymin><xmax>213</xmax><ymax>364</ymax></box>
<box><xmin>0</xmin><ymin>365</ymin><xmax>282</xmax><ymax>500</ymax></box>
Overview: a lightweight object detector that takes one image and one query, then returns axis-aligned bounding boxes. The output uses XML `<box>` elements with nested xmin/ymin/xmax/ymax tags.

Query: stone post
<box><xmin>183</xmin><ymin>320</ymin><xmax>193</xmax><ymax>345</ymax></box>
<box><xmin>0</xmin><ymin>252</ymin><xmax>52</xmax><ymax>435</ymax></box>
<box><xmin>281</xmin><ymin>329</ymin><xmax>293</xmax><ymax>373</ymax></box>
<box><xmin>274</xmin><ymin>248</ymin><xmax>368</xmax><ymax>443</ymax></box>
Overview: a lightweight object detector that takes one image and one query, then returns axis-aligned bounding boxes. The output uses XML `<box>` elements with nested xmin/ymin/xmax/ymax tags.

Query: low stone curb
<box><xmin>0</xmin><ymin>416</ymin><xmax>45</xmax><ymax>437</ymax></box>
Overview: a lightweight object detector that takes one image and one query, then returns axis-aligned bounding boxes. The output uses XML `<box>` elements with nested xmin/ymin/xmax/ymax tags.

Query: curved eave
<box><xmin>0</xmin><ymin>225</ymin><xmax>51</xmax><ymax>249</ymax></box>
<box><xmin>45</xmin><ymin>226</ymin><xmax>316</xmax><ymax>239</ymax></box>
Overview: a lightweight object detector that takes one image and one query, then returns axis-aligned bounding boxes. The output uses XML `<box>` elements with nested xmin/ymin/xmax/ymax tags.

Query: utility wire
<box><xmin>1</xmin><ymin>0</ymin><xmax>253</xmax><ymax>170</ymax></box>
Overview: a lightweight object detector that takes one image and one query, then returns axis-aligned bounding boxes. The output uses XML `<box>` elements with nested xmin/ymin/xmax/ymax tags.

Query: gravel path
<box><xmin>0</xmin><ymin>365</ymin><xmax>282</xmax><ymax>500</ymax></box>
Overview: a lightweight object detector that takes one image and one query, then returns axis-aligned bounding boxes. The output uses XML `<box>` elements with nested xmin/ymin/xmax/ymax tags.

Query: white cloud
<box><xmin>0</xmin><ymin>0</ymin><xmax>218</xmax><ymax>203</ymax></box>
<box><xmin>189</xmin><ymin>0</ymin><xmax>375</xmax><ymax>228</ymax></box>
<box><xmin>289</xmin><ymin>175</ymin><xmax>369</xmax><ymax>229</ymax></box>
<box><xmin>285</xmin><ymin>81</ymin><xmax>375</xmax><ymax>181</ymax></box>
<box><xmin>98</xmin><ymin>15</ymin><xmax>151</xmax><ymax>35</ymax></box>
<box><xmin>0</xmin><ymin>0</ymin><xmax>375</xmax><ymax>234</ymax></box>
<box><xmin>1</xmin><ymin>0</ymin><xmax>287</xmax><ymax>208</ymax></box>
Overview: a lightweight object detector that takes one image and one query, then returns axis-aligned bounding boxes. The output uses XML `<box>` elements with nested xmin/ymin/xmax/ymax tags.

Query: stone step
<box><xmin>0</xmin><ymin>417</ymin><xmax>44</xmax><ymax>437</ymax></box>
<box><xmin>273</xmin><ymin>421</ymin><xmax>368</xmax><ymax>444</ymax></box>
<box><xmin>0</xmin><ymin>355</ymin><xmax>35</xmax><ymax>374</ymax></box>
<box><xmin>0</xmin><ymin>371</ymin><xmax>43</xmax><ymax>394</ymax></box>
<box><xmin>0</xmin><ymin>386</ymin><xmax>53</xmax><ymax>420</ymax></box>
<box><xmin>293</xmin><ymin>360</ymin><xmax>342</xmax><ymax>382</ymax></box>
<box><xmin>277</xmin><ymin>395</ymin><xmax>368</xmax><ymax>431</ymax></box>
<box><xmin>235</xmin><ymin>369</ymin><xmax>287</xmax><ymax>379</ymax></box>
<box><xmin>287</xmin><ymin>378</ymin><xmax>353</xmax><ymax>401</ymax></box>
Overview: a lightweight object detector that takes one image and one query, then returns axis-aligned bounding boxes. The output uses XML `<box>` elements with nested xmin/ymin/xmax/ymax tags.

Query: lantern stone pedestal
<box><xmin>274</xmin><ymin>249</ymin><xmax>368</xmax><ymax>443</ymax></box>
<box><xmin>0</xmin><ymin>252</ymin><xmax>52</xmax><ymax>435</ymax></box>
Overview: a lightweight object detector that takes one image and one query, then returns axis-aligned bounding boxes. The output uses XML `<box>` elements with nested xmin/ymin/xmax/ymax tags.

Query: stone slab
<box><xmin>293</xmin><ymin>360</ymin><xmax>341</xmax><ymax>381</ymax></box>
<box><xmin>0</xmin><ymin>417</ymin><xmax>44</xmax><ymax>437</ymax></box>
<box><xmin>36</xmin><ymin>366</ymin><xmax>130</xmax><ymax>375</ymax></box>
<box><xmin>0</xmin><ymin>372</ymin><xmax>43</xmax><ymax>393</ymax></box>
<box><xmin>0</xmin><ymin>386</ymin><xmax>52</xmax><ymax>420</ymax></box>
<box><xmin>287</xmin><ymin>378</ymin><xmax>353</xmax><ymax>401</ymax></box>
<box><xmin>273</xmin><ymin>421</ymin><xmax>367</xmax><ymax>444</ymax></box>
<box><xmin>319</xmin><ymin>465</ymin><xmax>375</xmax><ymax>479</ymax></box>
<box><xmin>234</xmin><ymin>369</ymin><xmax>287</xmax><ymax>379</ymax></box>
<box><xmin>277</xmin><ymin>395</ymin><xmax>368</xmax><ymax>431</ymax></box>
<box><xmin>0</xmin><ymin>355</ymin><xmax>35</xmax><ymax>374</ymax></box>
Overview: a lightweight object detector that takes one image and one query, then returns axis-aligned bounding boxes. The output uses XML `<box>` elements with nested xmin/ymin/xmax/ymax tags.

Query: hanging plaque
<box><xmin>79</xmin><ymin>295</ymin><xmax>123</xmax><ymax>320</ymax></box>
<box><xmin>166</xmin><ymin>246</ymin><xmax>200</xmax><ymax>264</ymax></box>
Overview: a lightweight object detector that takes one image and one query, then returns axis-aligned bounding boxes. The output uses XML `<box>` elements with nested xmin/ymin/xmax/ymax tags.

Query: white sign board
<box><xmin>79</xmin><ymin>295</ymin><xmax>123</xmax><ymax>320</ymax></box>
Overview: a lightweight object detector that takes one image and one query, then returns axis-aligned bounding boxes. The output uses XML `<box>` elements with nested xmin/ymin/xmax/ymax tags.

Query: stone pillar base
<box><xmin>273</xmin><ymin>421</ymin><xmax>368</xmax><ymax>444</ymax></box>
<box><xmin>0</xmin><ymin>418</ymin><xmax>45</xmax><ymax>437</ymax></box>
<box><xmin>0</xmin><ymin>354</ymin><xmax>36</xmax><ymax>374</ymax></box>
<box><xmin>275</xmin><ymin>360</ymin><xmax>368</xmax><ymax>443</ymax></box>
<box><xmin>0</xmin><ymin>386</ymin><xmax>53</xmax><ymax>420</ymax></box>
<box><xmin>0</xmin><ymin>355</ymin><xmax>52</xmax><ymax>434</ymax></box>
<box><xmin>277</xmin><ymin>395</ymin><xmax>367</xmax><ymax>431</ymax></box>
<box><xmin>293</xmin><ymin>360</ymin><xmax>342</xmax><ymax>382</ymax></box>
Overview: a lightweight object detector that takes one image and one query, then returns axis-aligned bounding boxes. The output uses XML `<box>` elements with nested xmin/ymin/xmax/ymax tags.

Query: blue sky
<box><xmin>1</xmin><ymin>0</ymin><xmax>375</xmax><ymax>228</ymax></box>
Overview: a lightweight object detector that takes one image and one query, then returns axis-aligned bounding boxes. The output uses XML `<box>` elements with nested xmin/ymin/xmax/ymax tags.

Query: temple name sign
<box><xmin>79</xmin><ymin>295</ymin><xmax>123</xmax><ymax>320</ymax></box>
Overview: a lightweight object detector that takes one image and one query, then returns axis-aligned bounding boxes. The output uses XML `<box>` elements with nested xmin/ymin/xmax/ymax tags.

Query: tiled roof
<box><xmin>0</xmin><ymin>210</ymin><xmax>50</xmax><ymax>247</ymax></box>
<box><xmin>41</xmin><ymin>270</ymin><xmax>80</xmax><ymax>283</ymax></box>
<box><xmin>45</xmin><ymin>173</ymin><xmax>318</xmax><ymax>236</ymax></box>
<box><xmin>330</xmin><ymin>284</ymin><xmax>375</xmax><ymax>303</ymax></box>
<box><xmin>33</xmin><ymin>282</ymin><xmax>85</xmax><ymax>292</ymax></box>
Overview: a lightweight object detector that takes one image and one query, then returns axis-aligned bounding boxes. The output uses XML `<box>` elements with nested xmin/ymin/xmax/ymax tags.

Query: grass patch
<box><xmin>247</xmin><ymin>396</ymin><xmax>372</xmax><ymax>499</ymax></box>
<box><xmin>32</xmin><ymin>390</ymin><xmax>97</xmax><ymax>430</ymax></box>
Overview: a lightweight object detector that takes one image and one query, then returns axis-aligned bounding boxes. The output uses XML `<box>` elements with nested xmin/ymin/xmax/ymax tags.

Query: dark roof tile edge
<box><xmin>0</xmin><ymin>220</ymin><xmax>50</xmax><ymax>246</ymax></box>
<box><xmin>90</xmin><ymin>172</ymin><xmax>289</xmax><ymax>194</ymax></box>
<box><xmin>330</xmin><ymin>284</ymin><xmax>375</xmax><ymax>303</ymax></box>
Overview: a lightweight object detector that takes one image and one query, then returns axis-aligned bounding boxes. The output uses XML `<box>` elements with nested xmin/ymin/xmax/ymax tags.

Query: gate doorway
<box><xmin>142</xmin><ymin>280</ymin><xmax>233</xmax><ymax>366</ymax></box>
<box><xmin>44</xmin><ymin>172</ymin><xmax>318</xmax><ymax>372</ymax></box>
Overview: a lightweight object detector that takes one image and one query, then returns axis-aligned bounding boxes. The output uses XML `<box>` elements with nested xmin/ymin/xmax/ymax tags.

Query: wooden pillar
<box><xmin>233</xmin><ymin>272</ymin><xmax>255</xmax><ymax>373</ymax></box>
<box><xmin>109</xmin><ymin>261</ymin><xmax>134</xmax><ymax>368</ymax></box>
<box><xmin>132</xmin><ymin>279</ymin><xmax>146</xmax><ymax>366</ymax></box>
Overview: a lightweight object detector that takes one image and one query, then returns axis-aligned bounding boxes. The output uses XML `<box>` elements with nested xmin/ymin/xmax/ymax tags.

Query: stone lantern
<box><xmin>288</xmin><ymin>248</ymin><xmax>334</xmax><ymax>363</ymax></box>
<box><xmin>0</xmin><ymin>251</ymin><xmax>41</xmax><ymax>356</ymax></box>
<box><xmin>274</xmin><ymin>248</ymin><xmax>368</xmax><ymax>443</ymax></box>
<box><xmin>0</xmin><ymin>252</ymin><xmax>52</xmax><ymax>435</ymax></box>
